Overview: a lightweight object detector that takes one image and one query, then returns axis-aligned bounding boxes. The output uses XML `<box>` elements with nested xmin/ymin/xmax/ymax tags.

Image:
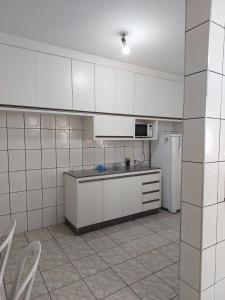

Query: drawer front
<box><xmin>142</xmin><ymin>182</ymin><xmax>160</xmax><ymax>193</ymax></box>
<box><xmin>142</xmin><ymin>200</ymin><xmax>160</xmax><ymax>212</ymax></box>
<box><xmin>142</xmin><ymin>191</ymin><xmax>160</xmax><ymax>203</ymax></box>
<box><xmin>142</xmin><ymin>172</ymin><xmax>160</xmax><ymax>183</ymax></box>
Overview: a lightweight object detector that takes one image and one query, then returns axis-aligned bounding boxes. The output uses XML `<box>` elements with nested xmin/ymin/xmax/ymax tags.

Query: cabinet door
<box><xmin>72</xmin><ymin>60</ymin><xmax>95</xmax><ymax>112</ymax></box>
<box><xmin>102</xmin><ymin>178</ymin><xmax>123</xmax><ymax>221</ymax></box>
<box><xmin>94</xmin><ymin>115</ymin><xmax>134</xmax><ymax>138</ymax></box>
<box><xmin>147</xmin><ymin>76</ymin><xmax>158</xmax><ymax>116</ymax></box>
<box><xmin>158</xmin><ymin>79</ymin><xmax>183</xmax><ymax>118</ymax></box>
<box><xmin>36</xmin><ymin>53</ymin><xmax>72</xmax><ymax>109</ymax></box>
<box><xmin>123</xmin><ymin>176</ymin><xmax>142</xmax><ymax>216</ymax></box>
<box><xmin>0</xmin><ymin>45</ymin><xmax>36</xmax><ymax>106</ymax></box>
<box><xmin>78</xmin><ymin>181</ymin><xmax>102</xmax><ymax>227</ymax></box>
<box><xmin>115</xmin><ymin>69</ymin><xmax>134</xmax><ymax>115</ymax></box>
<box><xmin>95</xmin><ymin>65</ymin><xmax>116</xmax><ymax>113</ymax></box>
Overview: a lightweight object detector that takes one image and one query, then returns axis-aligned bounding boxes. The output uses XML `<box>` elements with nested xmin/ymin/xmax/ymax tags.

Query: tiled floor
<box><xmin>4</xmin><ymin>209</ymin><xmax>180</xmax><ymax>300</ymax></box>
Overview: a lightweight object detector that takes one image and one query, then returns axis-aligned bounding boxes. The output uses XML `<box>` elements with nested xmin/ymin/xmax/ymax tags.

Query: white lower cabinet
<box><xmin>123</xmin><ymin>176</ymin><xmax>142</xmax><ymax>216</ymax></box>
<box><xmin>102</xmin><ymin>178</ymin><xmax>123</xmax><ymax>221</ymax></box>
<box><xmin>78</xmin><ymin>181</ymin><xmax>102</xmax><ymax>227</ymax></box>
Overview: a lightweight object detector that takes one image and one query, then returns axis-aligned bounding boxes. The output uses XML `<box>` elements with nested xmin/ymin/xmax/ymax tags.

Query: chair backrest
<box><xmin>8</xmin><ymin>241</ymin><xmax>41</xmax><ymax>300</ymax></box>
<box><xmin>0</xmin><ymin>220</ymin><xmax>16</xmax><ymax>288</ymax></box>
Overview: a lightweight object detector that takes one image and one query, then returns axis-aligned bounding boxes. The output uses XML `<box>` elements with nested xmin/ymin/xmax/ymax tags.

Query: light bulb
<box><xmin>122</xmin><ymin>43</ymin><xmax>130</xmax><ymax>55</ymax></box>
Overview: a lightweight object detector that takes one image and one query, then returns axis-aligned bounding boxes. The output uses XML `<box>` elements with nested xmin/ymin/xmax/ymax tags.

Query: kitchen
<box><xmin>0</xmin><ymin>0</ymin><xmax>225</xmax><ymax>299</ymax></box>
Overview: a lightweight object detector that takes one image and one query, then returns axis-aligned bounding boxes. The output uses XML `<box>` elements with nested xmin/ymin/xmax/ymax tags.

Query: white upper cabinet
<box><xmin>72</xmin><ymin>60</ymin><xmax>95</xmax><ymax>112</ymax></box>
<box><xmin>36</xmin><ymin>53</ymin><xmax>72</xmax><ymax>110</ymax></box>
<box><xmin>95</xmin><ymin>65</ymin><xmax>116</xmax><ymax>113</ymax></box>
<box><xmin>115</xmin><ymin>69</ymin><xmax>134</xmax><ymax>115</ymax></box>
<box><xmin>158</xmin><ymin>79</ymin><xmax>184</xmax><ymax>118</ymax></box>
<box><xmin>0</xmin><ymin>45</ymin><xmax>36</xmax><ymax>106</ymax></box>
<box><xmin>134</xmin><ymin>73</ymin><xmax>158</xmax><ymax>116</ymax></box>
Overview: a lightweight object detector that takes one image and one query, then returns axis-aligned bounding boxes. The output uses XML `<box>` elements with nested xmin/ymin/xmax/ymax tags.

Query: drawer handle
<box><xmin>142</xmin><ymin>190</ymin><xmax>160</xmax><ymax>195</ymax></box>
<box><xmin>143</xmin><ymin>199</ymin><xmax>160</xmax><ymax>204</ymax></box>
<box><xmin>142</xmin><ymin>180</ymin><xmax>159</xmax><ymax>185</ymax></box>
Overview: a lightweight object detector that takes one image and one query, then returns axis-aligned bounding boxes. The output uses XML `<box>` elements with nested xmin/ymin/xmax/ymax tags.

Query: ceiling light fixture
<box><xmin>121</xmin><ymin>32</ymin><xmax>130</xmax><ymax>55</ymax></box>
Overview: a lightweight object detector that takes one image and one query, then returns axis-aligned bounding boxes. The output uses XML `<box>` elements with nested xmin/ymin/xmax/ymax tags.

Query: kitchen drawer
<box><xmin>142</xmin><ymin>182</ymin><xmax>160</xmax><ymax>193</ymax></box>
<box><xmin>142</xmin><ymin>200</ymin><xmax>160</xmax><ymax>212</ymax></box>
<box><xmin>142</xmin><ymin>191</ymin><xmax>160</xmax><ymax>203</ymax></box>
<box><xmin>142</xmin><ymin>172</ymin><xmax>160</xmax><ymax>183</ymax></box>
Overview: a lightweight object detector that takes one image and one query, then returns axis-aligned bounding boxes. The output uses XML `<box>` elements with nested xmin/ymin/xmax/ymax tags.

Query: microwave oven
<box><xmin>135</xmin><ymin>123</ymin><xmax>153</xmax><ymax>138</ymax></box>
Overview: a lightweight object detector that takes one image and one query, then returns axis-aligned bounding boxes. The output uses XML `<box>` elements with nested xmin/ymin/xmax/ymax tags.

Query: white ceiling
<box><xmin>0</xmin><ymin>0</ymin><xmax>185</xmax><ymax>74</ymax></box>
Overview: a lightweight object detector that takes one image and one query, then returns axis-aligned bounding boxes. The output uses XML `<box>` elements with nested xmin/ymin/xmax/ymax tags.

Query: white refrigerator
<box><xmin>151</xmin><ymin>133</ymin><xmax>182</xmax><ymax>213</ymax></box>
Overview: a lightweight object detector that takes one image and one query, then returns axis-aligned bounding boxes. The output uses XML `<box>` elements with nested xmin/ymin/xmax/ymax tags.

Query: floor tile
<box><xmin>141</xmin><ymin>233</ymin><xmax>170</xmax><ymax>250</ymax></box>
<box><xmin>104</xmin><ymin>287</ymin><xmax>139</xmax><ymax>300</ymax></box>
<box><xmin>39</xmin><ymin>247</ymin><xmax>70</xmax><ymax>272</ymax></box>
<box><xmin>126</xmin><ymin>225</ymin><xmax>154</xmax><ymax>238</ymax></box>
<box><xmin>157</xmin><ymin>242</ymin><xmax>180</xmax><ymax>263</ymax></box>
<box><xmin>50</xmin><ymin>280</ymin><xmax>95</xmax><ymax>300</ymax></box>
<box><xmin>80</xmin><ymin>230</ymin><xmax>105</xmax><ymax>241</ymax></box>
<box><xmin>25</xmin><ymin>229</ymin><xmax>53</xmax><ymax>242</ymax></box>
<box><xmin>137</xmin><ymin>250</ymin><xmax>173</xmax><ymax>273</ymax></box>
<box><xmin>84</xmin><ymin>269</ymin><xmax>125</xmax><ymax>299</ymax></box>
<box><xmin>156</xmin><ymin>263</ymin><xmax>180</xmax><ymax>292</ymax></box>
<box><xmin>158</xmin><ymin>228</ymin><xmax>180</xmax><ymax>242</ymax></box>
<box><xmin>120</xmin><ymin>239</ymin><xmax>151</xmax><ymax>257</ymax></box>
<box><xmin>112</xmin><ymin>258</ymin><xmax>151</xmax><ymax>285</ymax></box>
<box><xmin>34</xmin><ymin>294</ymin><xmax>51</xmax><ymax>300</ymax></box>
<box><xmin>160</xmin><ymin>216</ymin><xmax>180</xmax><ymax>228</ymax></box>
<box><xmin>120</xmin><ymin>220</ymin><xmax>141</xmax><ymax>230</ymax></box>
<box><xmin>63</xmin><ymin>243</ymin><xmax>95</xmax><ymax>261</ymax></box>
<box><xmin>11</xmin><ymin>233</ymin><xmax>28</xmax><ymax>249</ymax></box>
<box><xmin>101</xmin><ymin>224</ymin><xmax>124</xmax><ymax>235</ymax></box>
<box><xmin>98</xmin><ymin>246</ymin><xmax>133</xmax><ymax>267</ymax></box>
<box><xmin>72</xmin><ymin>254</ymin><xmax>108</xmax><ymax>278</ymax></box>
<box><xmin>142</xmin><ymin>221</ymin><xmax>169</xmax><ymax>233</ymax></box>
<box><xmin>48</xmin><ymin>224</ymin><xmax>74</xmax><ymax>239</ymax></box>
<box><xmin>41</xmin><ymin>263</ymin><xmax>80</xmax><ymax>291</ymax></box>
<box><xmin>56</xmin><ymin>235</ymin><xmax>84</xmax><ymax>248</ymax></box>
<box><xmin>87</xmin><ymin>236</ymin><xmax>117</xmax><ymax>252</ymax></box>
<box><xmin>108</xmin><ymin>230</ymin><xmax>136</xmax><ymax>245</ymax></box>
<box><xmin>131</xmin><ymin>274</ymin><xmax>177</xmax><ymax>300</ymax></box>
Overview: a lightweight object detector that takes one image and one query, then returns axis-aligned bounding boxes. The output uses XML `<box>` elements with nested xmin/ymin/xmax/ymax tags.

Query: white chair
<box><xmin>8</xmin><ymin>241</ymin><xmax>41</xmax><ymax>300</ymax></box>
<box><xmin>0</xmin><ymin>221</ymin><xmax>16</xmax><ymax>289</ymax></box>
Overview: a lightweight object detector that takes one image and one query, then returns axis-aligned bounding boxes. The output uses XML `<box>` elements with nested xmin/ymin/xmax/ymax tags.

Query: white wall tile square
<box><xmin>42</xmin><ymin>168</ymin><xmax>56</xmax><ymax>188</ymax></box>
<box><xmin>25</xmin><ymin>129</ymin><xmax>41</xmax><ymax>149</ymax></box>
<box><xmin>70</xmin><ymin>130</ymin><xmax>82</xmax><ymax>148</ymax></box>
<box><xmin>181</xmin><ymin>202</ymin><xmax>202</xmax><ymax>249</ymax></box>
<box><xmin>202</xmin><ymin>205</ymin><xmax>217</xmax><ymax>248</ymax></box>
<box><xmin>186</xmin><ymin>0</ymin><xmax>211</xmax><ymax>30</ymax></box>
<box><xmin>115</xmin><ymin>147</ymin><xmax>125</xmax><ymax>163</ymax></box>
<box><xmin>41</xmin><ymin>129</ymin><xmax>55</xmax><ymax>148</ymax></box>
<box><xmin>217</xmin><ymin>202</ymin><xmax>225</xmax><ymax>243</ymax></box>
<box><xmin>201</xmin><ymin>246</ymin><xmax>216</xmax><ymax>291</ymax></box>
<box><xmin>221</xmin><ymin>77</ymin><xmax>225</xmax><ymax>119</ymax></box>
<box><xmin>216</xmin><ymin>241</ymin><xmax>225</xmax><ymax>282</ymax></box>
<box><xmin>56</xmin><ymin>130</ymin><xmax>69</xmax><ymax>148</ymax></box>
<box><xmin>43</xmin><ymin>187</ymin><xmax>56</xmax><ymax>207</ymax></box>
<box><xmin>203</xmin><ymin>163</ymin><xmax>218</xmax><ymax>206</ymax></box>
<box><xmin>70</xmin><ymin>116</ymin><xmax>82</xmax><ymax>130</ymax></box>
<box><xmin>205</xmin><ymin>118</ymin><xmax>220</xmax><ymax>162</ymax></box>
<box><xmin>57</xmin><ymin>205</ymin><xmax>65</xmax><ymax>223</ymax></box>
<box><xmin>215</xmin><ymin>277</ymin><xmax>225</xmax><ymax>300</ymax></box>
<box><xmin>180</xmin><ymin>241</ymin><xmax>201</xmax><ymax>290</ymax></box>
<box><xmin>185</xmin><ymin>22</ymin><xmax>209</xmax><ymax>75</ymax></box>
<box><xmin>70</xmin><ymin>148</ymin><xmax>82</xmax><ymax>166</ymax></box>
<box><xmin>26</xmin><ymin>169</ymin><xmax>42</xmax><ymax>190</ymax></box>
<box><xmin>94</xmin><ymin>147</ymin><xmax>104</xmax><ymax>165</ymax></box>
<box><xmin>211</xmin><ymin>0</ymin><xmax>225</xmax><ymax>27</ymax></box>
<box><xmin>41</xmin><ymin>114</ymin><xmax>55</xmax><ymax>129</ymax></box>
<box><xmin>56</xmin><ymin>149</ymin><xmax>69</xmax><ymax>167</ymax></box>
<box><xmin>0</xmin><ymin>128</ymin><xmax>7</xmax><ymax>150</ymax></box>
<box><xmin>10</xmin><ymin>191</ymin><xmax>26</xmax><ymax>213</ymax></box>
<box><xmin>83</xmin><ymin>138</ymin><xmax>95</xmax><ymax>148</ymax></box>
<box><xmin>8</xmin><ymin>129</ymin><xmax>25</xmax><ymax>150</ymax></box>
<box><xmin>184</xmin><ymin>71</ymin><xmax>207</xmax><ymax>119</ymax></box>
<box><xmin>0</xmin><ymin>151</ymin><xmax>8</xmax><ymax>172</ymax></box>
<box><xmin>219</xmin><ymin>120</ymin><xmax>225</xmax><ymax>160</ymax></box>
<box><xmin>183</xmin><ymin>119</ymin><xmax>205</xmax><ymax>162</ymax></box>
<box><xmin>208</xmin><ymin>22</ymin><xmax>225</xmax><ymax>74</ymax></box>
<box><xmin>27</xmin><ymin>189</ymin><xmax>42</xmax><ymax>210</ymax></box>
<box><xmin>0</xmin><ymin>215</ymin><xmax>10</xmax><ymax>229</ymax></box>
<box><xmin>0</xmin><ymin>112</ymin><xmax>6</xmax><ymax>127</ymax></box>
<box><xmin>56</xmin><ymin>187</ymin><xmax>64</xmax><ymax>205</ymax></box>
<box><xmin>134</xmin><ymin>146</ymin><xmax>143</xmax><ymax>161</ymax></box>
<box><xmin>43</xmin><ymin>206</ymin><xmax>57</xmax><ymax>227</ymax></box>
<box><xmin>11</xmin><ymin>212</ymin><xmax>27</xmax><ymax>233</ymax></box>
<box><xmin>24</xmin><ymin>113</ymin><xmax>40</xmax><ymax>128</ymax></box>
<box><xmin>26</xmin><ymin>150</ymin><xmax>41</xmax><ymax>170</ymax></box>
<box><xmin>28</xmin><ymin>209</ymin><xmax>42</xmax><ymax>231</ymax></box>
<box><xmin>0</xmin><ymin>172</ymin><xmax>9</xmax><ymax>194</ymax></box>
<box><xmin>9</xmin><ymin>150</ymin><xmax>25</xmax><ymax>171</ymax></box>
<box><xmin>9</xmin><ymin>171</ymin><xmax>26</xmax><ymax>192</ymax></box>
<box><xmin>57</xmin><ymin>167</ymin><xmax>69</xmax><ymax>186</ymax></box>
<box><xmin>206</xmin><ymin>71</ymin><xmax>222</xmax><ymax>118</ymax></box>
<box><xmin>7</xmin><ymin>112</ymin><xmax>24</xmax><ymax>128</ymax></box>
<box><xmin>0</xmin><ymin>193</ymin><xmax>10</xmax><ymax>215</ymax></box>
<box><xmin>83</xmin><ymin>147</ymin><xmax>94</xmax><ymax>165</ymax></box>
<box><xmin>55</xmin><ymin>115</ymin><xmax>69</xmax><ymax>129</ymax></box>
<box><xmin>125</xmin><ymin>146</ymin><xmax>134</xmax><ymax>162</ymax></box>
<box><xmin>42</xmin><ymin>149</ymin><xmax>56</xmax><ymax>168</ymax></box>
<box><xmin>105</xmin><ymin>147</ymin><xmax>116</xmax><ymax>164</ymax></box>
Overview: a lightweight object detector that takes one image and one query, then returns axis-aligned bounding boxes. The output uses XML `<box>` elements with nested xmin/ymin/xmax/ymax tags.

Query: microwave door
<box><xmin>135</xmin><ymin>124</ymin><xmax>147</xmax><ymax>137</ymax></box>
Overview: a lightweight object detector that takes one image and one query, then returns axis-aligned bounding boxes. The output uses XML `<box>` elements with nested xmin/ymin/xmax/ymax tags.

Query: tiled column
<box><xmin>180</xmin><ymin>1</ymin><xmax>225</xmax><ymax>299</ymax></box>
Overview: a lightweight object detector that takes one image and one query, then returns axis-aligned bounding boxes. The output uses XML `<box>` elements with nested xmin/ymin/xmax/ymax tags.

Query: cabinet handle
<box><xmin>142</xmin><ymin>190</ymin><xmax>160</xmax><ymax>195</ymax></box>
<box><xmin>143</xmin><ymin>199</ymin><xmax>160</xmax><ymax>204</ymax></box>
<box><xmin>142</xmin><ymin>180</ymin><xmax>159</xmax><ymax>185</ymax></box>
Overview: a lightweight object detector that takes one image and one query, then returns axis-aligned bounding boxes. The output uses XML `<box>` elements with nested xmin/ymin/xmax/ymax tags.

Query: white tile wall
<box><xmin>0</xmin><ymin>111</ymin><xmax>151</xmax><ymax>232</ymax></box>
